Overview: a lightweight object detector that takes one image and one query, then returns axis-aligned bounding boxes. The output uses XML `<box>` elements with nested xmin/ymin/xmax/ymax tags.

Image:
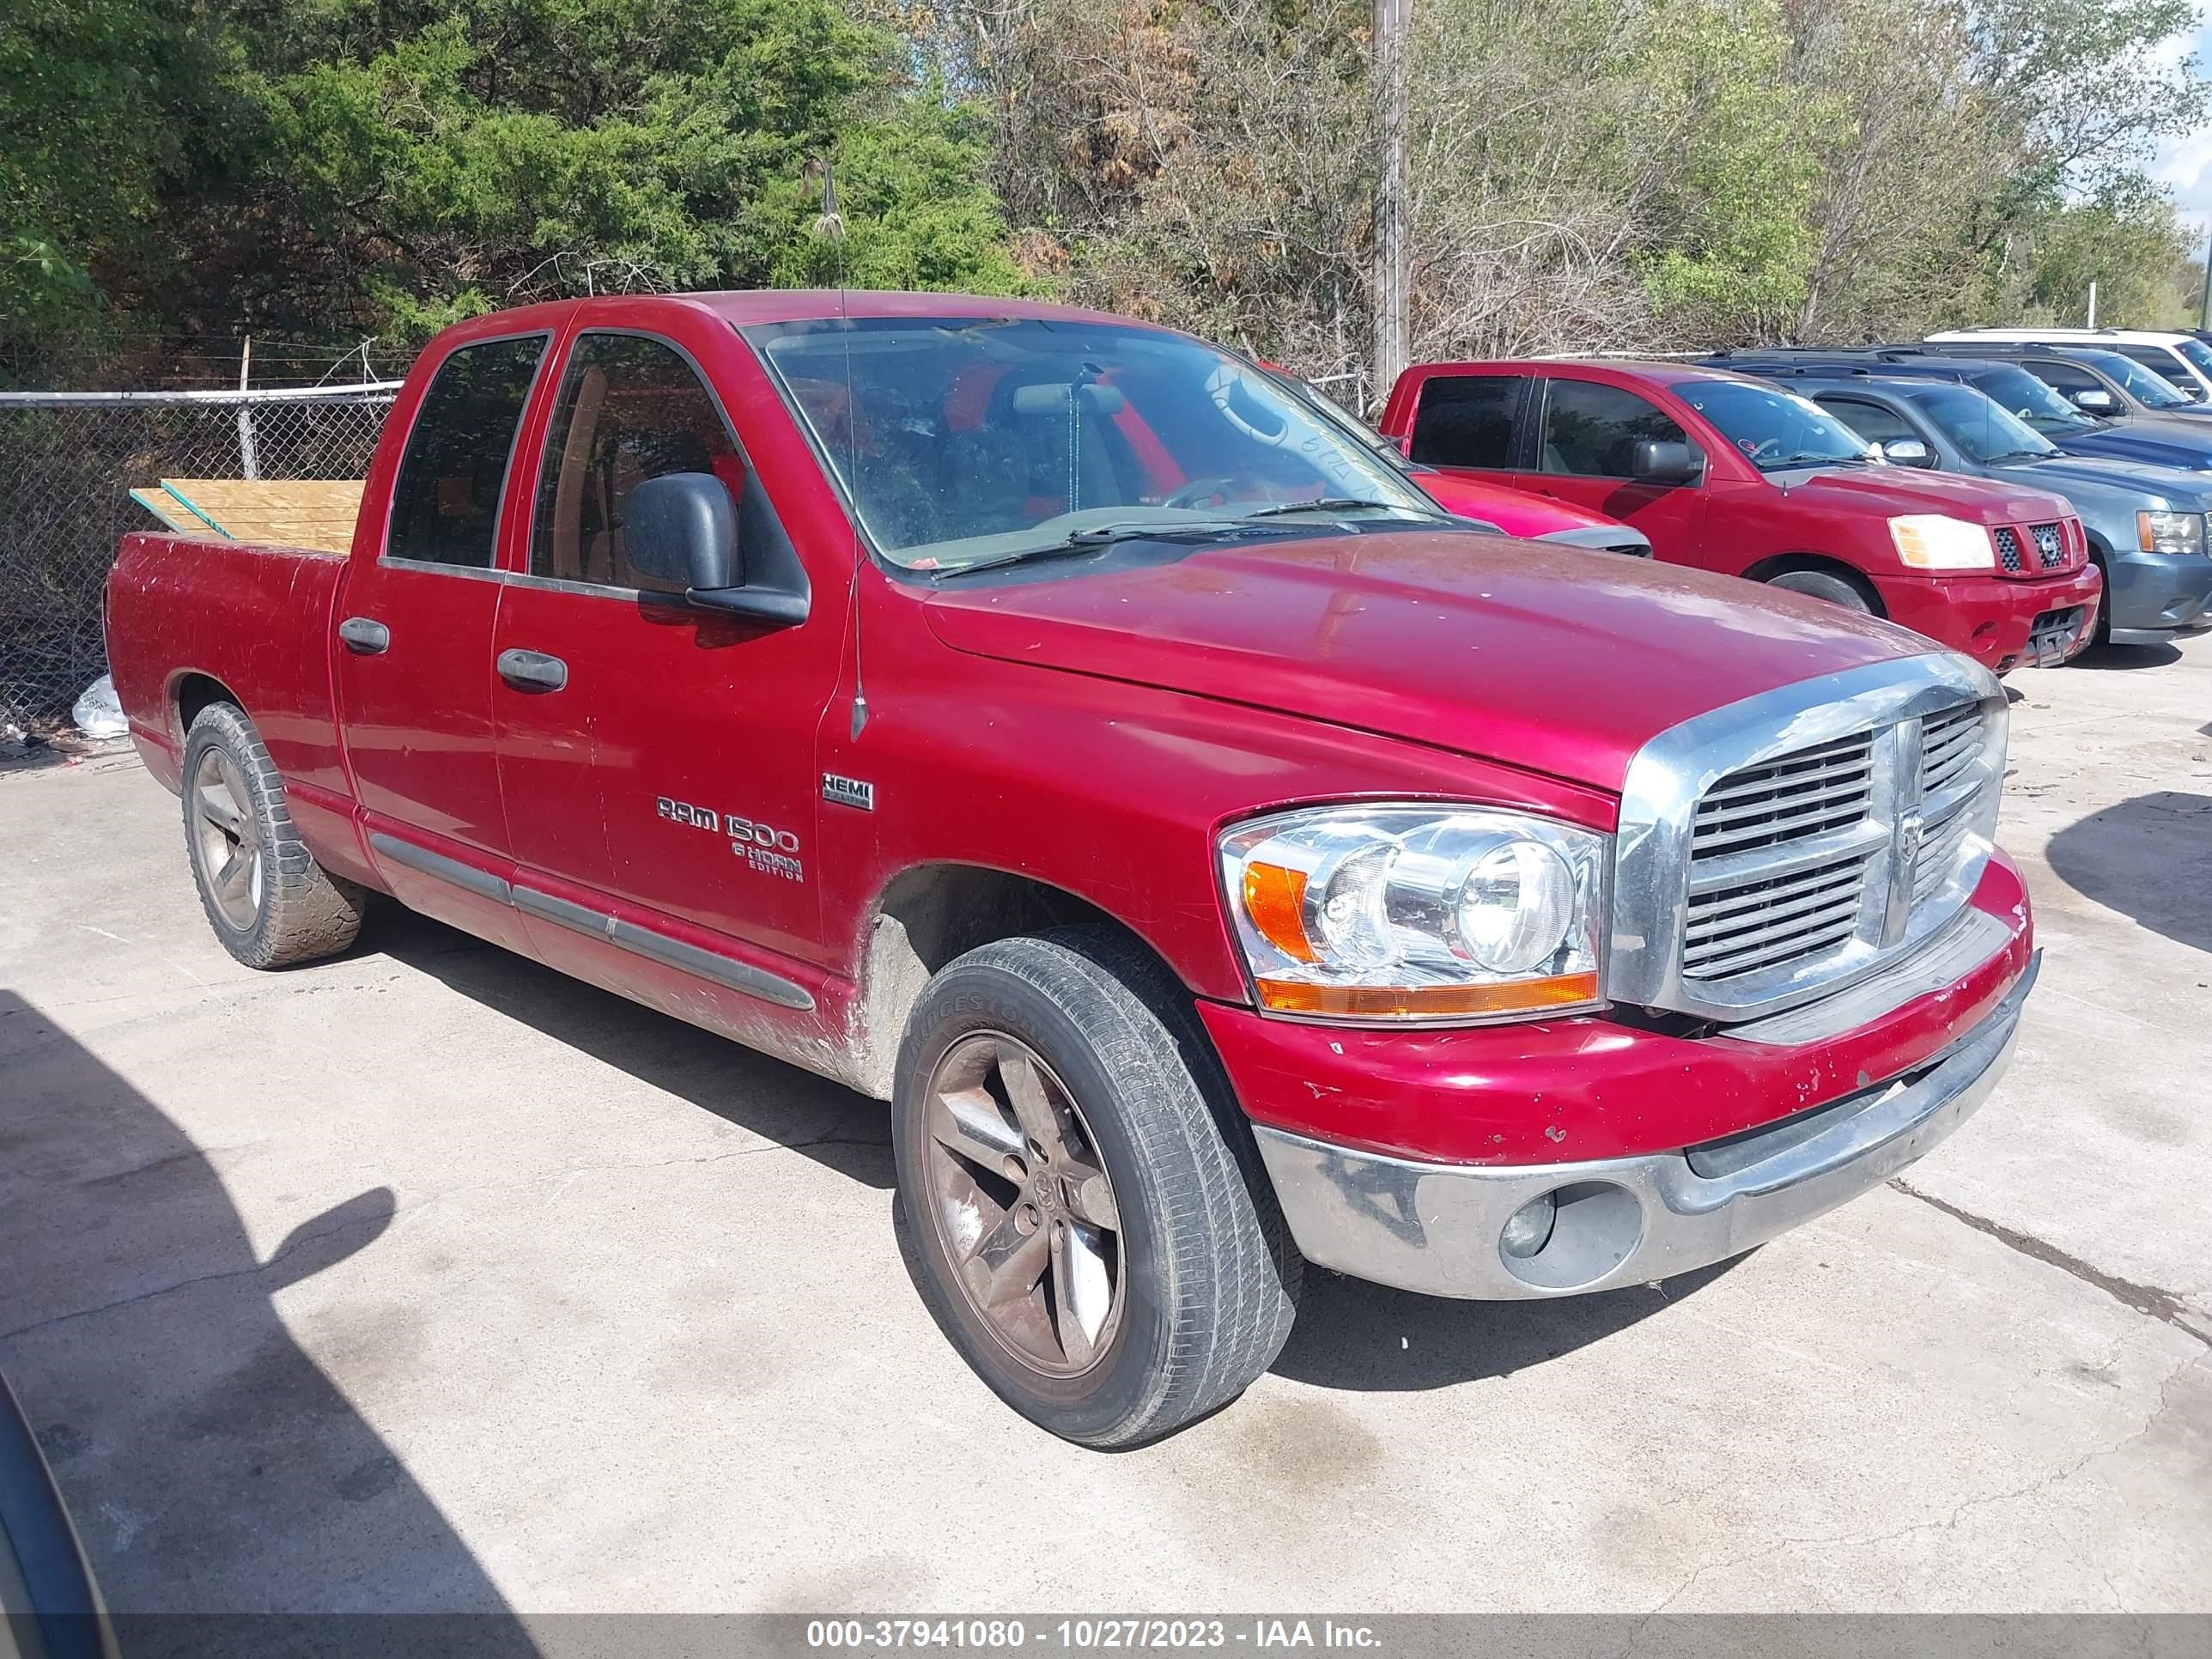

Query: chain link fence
<box><xmin>0</xmin><ymin>386</ymin><xmax>398</xmax><ymax>727</ymax></box>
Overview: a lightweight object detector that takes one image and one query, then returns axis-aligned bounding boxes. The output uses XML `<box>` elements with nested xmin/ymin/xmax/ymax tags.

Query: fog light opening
<box><xmin>1501</xmin><ymin>1192</ymin><xmax>1558</xmax><ymax>1259</ymax></box>
<box><xmin>1496</xmin><ymin>1181</ymin><xmax>1644</xmax><ymax>1291</ymax></box>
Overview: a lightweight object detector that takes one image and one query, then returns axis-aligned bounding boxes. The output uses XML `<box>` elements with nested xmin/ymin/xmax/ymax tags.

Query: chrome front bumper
<box><xmin>1253</xmin><ymin>952</ymin><xmax>2038</xmax><ymax>1300</ymax></box>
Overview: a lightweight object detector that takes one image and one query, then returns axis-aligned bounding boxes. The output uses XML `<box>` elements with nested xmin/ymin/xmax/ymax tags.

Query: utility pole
<box><xmin>1370</xmin><ymin>0</ymin><xmax>1411</xmax><ymax>412</ymax></box>
<box><xmin>236</xmin><ymin>337</ymin><xmax>260</xmax><ymax>481</ymax></box>
<box><xmin>2087</xmin><ymin>282</ymin><xmax>2099</xmax><ymax>329</ymax></box>
<box><xmin>2198</xmin><ymin>228</ymin><xmax>2210</xmax><ymax>331</ymax></box>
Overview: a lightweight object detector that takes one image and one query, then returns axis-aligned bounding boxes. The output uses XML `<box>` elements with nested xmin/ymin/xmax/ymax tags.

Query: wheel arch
<box><xmin>848</xmin><ymin>861</ymin><xmax>1198</xmax><ymax>1101</ymax></box>
<box><xmin>172</xmin><ymin>670</ymin><xmax>245</xmax><ymax>746</ymax></box>
<box><xmin>1739</xmin><ymin>553</ymin><xmax>1887</xmax><ymax>617</ymax></box>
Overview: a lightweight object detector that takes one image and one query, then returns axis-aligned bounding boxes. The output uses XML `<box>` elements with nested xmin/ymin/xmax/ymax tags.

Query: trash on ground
<box><xmin>73</xmin><ymin>675</ymin><xmax>129</xmax><ymax>739</ymax></box>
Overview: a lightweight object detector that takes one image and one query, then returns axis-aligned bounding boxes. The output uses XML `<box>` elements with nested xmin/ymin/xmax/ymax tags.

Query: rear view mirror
<box><xmin>1630</xmin><ymin>439</ymin><xmax>1702</xmax><ymax>484</ymax></box>
<box><xmin>2072</xmin><ymin>388</ymin><xmax>2118</xmax><ymax>414</ymax></box>
<box><xmin>623</xmin><ymin>472</ymin><xmax>738</xmax><ymax>592</ymax></box>
<box><xmin>1882</xmin><ymin>439</ymin><xmax>1937</xmax><ymax>468</ymax></box>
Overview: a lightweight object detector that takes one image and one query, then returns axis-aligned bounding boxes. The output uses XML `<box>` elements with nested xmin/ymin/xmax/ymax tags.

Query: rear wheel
<box><xmin>1765</xmin><ymin>568</ymin><xmax>1874</xmax><ymax>612</ymax></box>
<box><xmin>182</xmin><ymin>702</ymin><xmax>366</xmax><ymax>969</ymax></box>
<box><xmin>892</xmin><ymin>930</ymin><xmax>1299</xmax><ymax>1447</ymax></box>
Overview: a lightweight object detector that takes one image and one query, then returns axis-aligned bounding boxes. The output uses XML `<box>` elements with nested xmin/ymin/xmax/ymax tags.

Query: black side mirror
<box><xmin>2073</xmin><ymin>388</ymin><xmax>2118</xmax><ymax>414</ymax></box>
<box><xmin>1631</xmin><ymin>439</ymin><xmax>1702</xmax><ymax>484</ymax></box>
<box><xmin>624</xmin><ymin>472</ymin><xmax>738</xmax><ymax>592</ymax></box>
<box><xmin>623</xmin><ymin>471</ymin><xmax>808</xmax><ymax>627</ymax></box>
<box><xmin>1882</xmin><ymin>438</ymin><xmax>1938</xmax><ymax>469</ymax></box>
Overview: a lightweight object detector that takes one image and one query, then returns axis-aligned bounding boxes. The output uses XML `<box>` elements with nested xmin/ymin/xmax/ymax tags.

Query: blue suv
<box><xmin>1702</xmin><ymin>349</ymin><xmax>2212</xmax><ymax>473</ymax></box>
<box><xmin>1730</xmin><ymin>368</ymin><xmax>2212</xmax><ymax>647</ymax></box>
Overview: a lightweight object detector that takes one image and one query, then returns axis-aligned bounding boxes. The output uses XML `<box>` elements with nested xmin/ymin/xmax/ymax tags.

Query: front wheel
<box><xmin>891</xmin><ymin>931</ymin><xmax>1299</xmax><ymax>1447</ymax></box>
<box><xmin>1765</xmin><ymin>568</ymin><xmax>1874</xmax><ymax>612</ymax></box>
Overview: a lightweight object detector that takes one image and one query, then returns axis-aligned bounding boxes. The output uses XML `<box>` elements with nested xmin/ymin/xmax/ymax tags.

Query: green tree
<box><xmin>0</xmin><ymin>0</ymin><xmax>241</xmax><ymax>355</ymax></box>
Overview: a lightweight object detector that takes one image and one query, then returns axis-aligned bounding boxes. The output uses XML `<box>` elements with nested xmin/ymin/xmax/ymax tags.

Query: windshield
<box><xmin>2076</xmin><ymin>349</ymin><xmax>2191</xmax><ymax>409</ymax></box>
<box><xmin>2177</xmin><ymin>337</ymin><xmax>2212</xmax><ymax>380</ymax></box>
<box><xmin>1969</xmin><ymin>367</ymin><xmax>2097</xmax><ymax>433</ymax></box>
<box><xmin>1680</xmin><ymin>380</ymin><xmax>1875</xmax><ymax>470</ymax></box>
<box><xmin>1912</xmin><ymin>386</ymin><xmax>2057</xmax><ymax>463</ymax></box>
<box><xmin>747</xmin><ymin>317</ymin><xmax>1438</xmax><ymax>572</ymax></box>
<box><xmin>1260</xmin><ymin>367</ymin><xmax>1413</xmax><ymax>471</ymax></box>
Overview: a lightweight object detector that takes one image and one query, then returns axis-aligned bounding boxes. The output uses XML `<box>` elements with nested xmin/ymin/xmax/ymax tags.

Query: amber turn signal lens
<box><xmin>1241</xmin><ymin>861</ymin><xmax>1318</xmax><ymax>963</ymax></box>
<box><xmin>1254</xmin><ymin>970</ymin><xmax>1600</xmax><ymax>1018</ymax></box>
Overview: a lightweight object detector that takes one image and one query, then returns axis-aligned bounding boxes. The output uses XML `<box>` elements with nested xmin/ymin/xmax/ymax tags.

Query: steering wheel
<box><xmin>1739</xmin><ymin>437</ymin><xmax>1780</xmax><ymax>461</ymax></box>
<box><xmin>1164</xmin><ymin>475</ymin><xmax>1238</xmax><ymax>509</ymax></box>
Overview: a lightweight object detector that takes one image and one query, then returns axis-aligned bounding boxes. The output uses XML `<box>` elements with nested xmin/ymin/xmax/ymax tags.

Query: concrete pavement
<box><xmin>2</xmin><ymin>639</ymin><xmax>2207</xmax><ymax>1616</ymax></box>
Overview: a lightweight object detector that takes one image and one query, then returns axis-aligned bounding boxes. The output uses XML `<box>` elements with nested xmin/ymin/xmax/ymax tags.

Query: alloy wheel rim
<box><xmin>921</xmin><ymin>1030</ymin><xmax>1125</xmax><ymax>1377</ymax></box>
<box><xmin>191</xmin><ymin>747</ymin><xmax>263</xmax><ymax>931</ymax></box>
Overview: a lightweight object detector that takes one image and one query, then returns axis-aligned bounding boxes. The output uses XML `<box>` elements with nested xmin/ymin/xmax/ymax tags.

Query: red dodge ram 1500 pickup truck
<box><xmin>1378</xmin><ymin>359</ymin><xmax>2103</xmax><ymax>672</ymax></box>
<box><xmin>106</xmin><ymin>294</ymin><xmax>2040</xmax><ymax>1446</ymax></box>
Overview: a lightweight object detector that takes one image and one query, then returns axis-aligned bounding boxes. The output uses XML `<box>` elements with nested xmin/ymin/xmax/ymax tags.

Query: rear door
<box><xmin>1512</xmin><ymin>375</ymin><xmax>1710</xmax><ymax>566</ymax></box>
<box><xmin>490</xmin><ymin>320</ymin><xmax>840</xmax><ymax>998</ymax></box>
<box><xmin>1402</xmin><ymin>373</ymin><xmax>1530</xmax><ymax>483</ymax></box>
<box><xmin>335</xmin><ymin>329</ymin><xmax>552</xmax><ymax>951</ymax></box>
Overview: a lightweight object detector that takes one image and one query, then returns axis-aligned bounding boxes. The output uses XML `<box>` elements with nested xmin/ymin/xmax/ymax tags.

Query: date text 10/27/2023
<box><xmin>805</xmin><ymin>1620</ymin><xmax>1383</xmax><ymax>1650</ymax></box>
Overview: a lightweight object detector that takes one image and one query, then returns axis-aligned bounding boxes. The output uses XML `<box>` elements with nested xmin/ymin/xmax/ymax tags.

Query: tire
<box><xmin>891</xmin><ymin>929</ymin><xmax>1300</xmax><ymax>1448</ymax></box>
<box><xmin>180</xmin><ymin>702</ymin><xmax>366</xmax><ymax>969</ymax></box>
<box><xmin>1765</xmin><ymin>568</ymin><xmax>1874</xmax><ymax>612</ymax></box>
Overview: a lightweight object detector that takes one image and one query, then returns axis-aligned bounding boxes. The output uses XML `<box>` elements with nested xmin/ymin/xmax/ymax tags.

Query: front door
<box><xmin>1513</xmin><ymin>376</ymin><xmax>1711</xmax><ymax>568</ymax></box>
<box><xmin>334</xmin><ymin>329</ymin><xmax>554</xmax><ymax>951</ymax></box>
<box><xmin>490</xmin><ymin>324</ymin><xmax>841</xmax><ymax>1000</ymax></box>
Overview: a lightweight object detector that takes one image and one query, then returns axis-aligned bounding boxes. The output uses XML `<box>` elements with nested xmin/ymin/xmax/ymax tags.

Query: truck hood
<box><xmin>1409</xmin><ymin>470</ymin><xmax>1630</xmax><ymax>539</ymax></box>
<box><xmin>1984</xmin><ymin>452</ymin><xmax>2212</xmax><ymax>511</ymax></box>
<box><xmin>922</xmin><ymin>532</ymin><xmax>1925</xmax><ymax>796</ymax></box>
<box><xmin>2053</xmin><ymin>426</ymin><xmax>2212</xmax><ymax>473</ymax></box>
<box><xmin>1763</xmin><ymin>464</ymin><xmax>2072</xmax><ymax>525</ymax></box>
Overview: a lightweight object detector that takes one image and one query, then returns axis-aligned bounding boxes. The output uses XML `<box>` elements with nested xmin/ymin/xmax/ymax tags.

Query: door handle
<box><xmin>338</xmin><ymin>617</ymin><xmax>390</xmax><ymax>654</ymax></box>
<box><xmin>496</xmin><ymin>648</ymin><xmax>568</xmax><ymax>692</ymax></box>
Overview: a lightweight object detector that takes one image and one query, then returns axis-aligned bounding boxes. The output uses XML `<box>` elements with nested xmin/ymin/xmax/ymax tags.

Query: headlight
<box><xmin>1218</xmin><ymin>805</ymin><xmax>1607</xmax><ymax>1021</ymax></box>
<box><xmin>2137</xmin><ymin>509</ymin><xmax>2206</xmax><ymax>555</ymax></box>
<box><xmin>1889</xmin><ymin>514</ymin><xmax>1995</xmax><ymax>570</ymax></box>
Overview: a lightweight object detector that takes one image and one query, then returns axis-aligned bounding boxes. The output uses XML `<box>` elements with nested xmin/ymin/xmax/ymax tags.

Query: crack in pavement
<box><xmin>1638</xmin><ymin>1351</ymin><xmax>2205</xmax><ymax>1616</ymax></box>
<box><xmin>1889</xmin><ymin>1178</ymin><xmax>2211</xmax><ymax>1348</ymax></box>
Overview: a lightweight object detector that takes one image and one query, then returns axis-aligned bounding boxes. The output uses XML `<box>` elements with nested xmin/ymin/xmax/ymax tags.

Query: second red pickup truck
<box><xmin>106</xmin><ymin>294</ymin><xmax>2039</xmax><ymax>1446</ymax></box>
<box><xmin>1379</xmin><ymin>359</ymin><xmax>2103</xmax><ymax>672</ymax></box>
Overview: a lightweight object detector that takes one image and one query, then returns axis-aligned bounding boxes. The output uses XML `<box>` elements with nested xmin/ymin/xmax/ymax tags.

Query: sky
<box><xmin>2154</xmin><ymin>21</ymin><xmax>2212</xmax><ymax>242</ymax></box>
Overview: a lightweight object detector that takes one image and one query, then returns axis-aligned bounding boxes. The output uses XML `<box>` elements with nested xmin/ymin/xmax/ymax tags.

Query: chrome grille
<box><xmin>1994</xmin><ymin>526</ymin><xmax>2023</xmax><ymax>573</ymax></box>
<box><xmin>1690</xmin><ymin>732</ymin><xmax>1875</xmax><ymax>857</ymax></box>
<box><xmin>1684</xmin><ymin>854</ymin><xmax>1869</xmax><ymax>980</ymax></box>
<box><xmin>2030</xmin><ymin>522</ymin><xmax>2063</xmax><ymax>570</ymax></box>
<box><xmin>1674</xmin><ymin>696</ymin><xmax>1997</xmax><ymax>1008</ymax></box>
<box><xmin>1919</xmin><ymin>704</ymin><xmax>1984</xmax><ymax>799</ymax></box>
<box><xmin>1612</xmin><ymin>656</ymin><xmax>2009</xmax><ymax>1024</ymax></box>
<box><xmin>1912</xmin><ymin>809</ymin><xmax>1975</xmax><ymax>904</ymax></box>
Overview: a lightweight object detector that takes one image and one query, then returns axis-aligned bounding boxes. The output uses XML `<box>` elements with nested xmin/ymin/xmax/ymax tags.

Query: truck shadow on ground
<box><xmin>371</xmin><ymin>909</ymin><xmax>1738</xmax><ymax>1399</ymax></box>
<box><xmin>1270</xmin><ymin>1259</ymin><xmax>1740</xmax><ymax>1391</ymax></box>
<box><xmin>2069</xmin><ymin>641</ymin><xmax>2185</xmax><ymax>671</ymax></box>
<box><xmin>2045</xmin><ymin>792</ymin><xmax>2212</xmax><ymax>958</ymax></box>
<box><xmin>374</xmin><ymin>907</ymin><xmax>894</xmax><ymax>1189</ymax></box>
<box><xmin>0</xmin><ymin>989</ymin><xmax>537</xmax><ymax>1650</ymax></box>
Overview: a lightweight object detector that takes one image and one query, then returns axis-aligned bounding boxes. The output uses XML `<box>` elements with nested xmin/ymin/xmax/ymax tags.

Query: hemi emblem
<box><xmin>823</xmin><ymin>774</ymin><xmax>876</xmax><ymax>811</ymax></box>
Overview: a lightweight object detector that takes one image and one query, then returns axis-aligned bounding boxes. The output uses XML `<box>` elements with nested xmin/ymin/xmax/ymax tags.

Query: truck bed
<box><xmin>105</xmin><ymin>532</ymin><xmax>351</xmax><ymax>803</ymax></box>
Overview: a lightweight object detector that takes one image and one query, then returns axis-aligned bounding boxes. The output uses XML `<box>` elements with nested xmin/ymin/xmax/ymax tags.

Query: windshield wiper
<box><xmin>931</xmin><ymin>519</ymin><xmax>1249</xmax><ymax>580</ymax></box>
<box><xmin>1985</xmin><ymin>449</ymin><xmax>2051</xmax><ymax>463</ymax></box>
<box><xmin>1759</xmin><ymin>453</ymin><xmax>1871</xmax><ymax>471</ymax></box>
<box><xmin>1243</xmin><ymin>496</ymin><xmax>1448</xmax><ymax>520</ymax></box>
